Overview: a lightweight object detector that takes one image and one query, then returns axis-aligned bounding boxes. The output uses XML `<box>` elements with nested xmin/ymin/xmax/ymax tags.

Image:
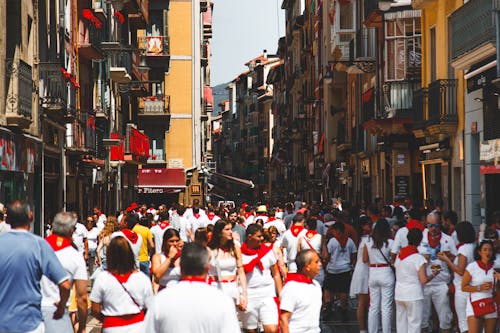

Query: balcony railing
<box><xmin>138</xmin><ymin>95</ymin><xmax>171</xmax><ymax>116</ymax></box>
<box><xmin>427</xmin><ymin>79</ymin><xmax>458</xmax><ymax>124</ymax></box>
<box><xmin>39</xmin><ymin>63</ymin><xmax>67</xmax><ymax>111</ymax></box>
<box><xmin>450</xmin><ymin>0</ymin><xmax>495</xmax><ymax>60</ymax></box>
<box><xmin>412</xmin><ymin>88</ymin><xmax>427</xmax><ymax>123</ymax></box>
<box><xmin>5</xmin><ymin>58</ymin><xmax>32</xmax><ymax>127</ymax></box>
<box><xmin>138</xmin><ymin>36</ymin><xmax>170</xmax><ymax>57</ymax></box>
<box><xmin>78</xmin><ymin>21</ymin><xmax>105</xmax><ymax>60</ymax></box>
<box><xmin>382</xmin><ymin>81</ymin><xmax>421</xmax><ymax>119</ymax></box>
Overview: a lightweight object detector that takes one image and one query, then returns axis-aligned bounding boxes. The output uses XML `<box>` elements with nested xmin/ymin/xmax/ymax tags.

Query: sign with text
<box><xmin>395</xmin><ymin>176</ymin><xmax>409</xmax><ymax>198</ymax></box>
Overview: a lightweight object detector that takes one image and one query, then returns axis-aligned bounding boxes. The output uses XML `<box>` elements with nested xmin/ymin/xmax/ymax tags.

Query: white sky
<box><xmin>211</xmin><ymin>0</ymin><xmax>286</xmax><ymax>85</ymax></box>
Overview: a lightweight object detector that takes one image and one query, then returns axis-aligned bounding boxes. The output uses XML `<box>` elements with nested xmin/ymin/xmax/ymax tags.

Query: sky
<box><xmin>211</xmin><ymin>0</ymin><xmax>286</xmax><ymax>86</ymax></box>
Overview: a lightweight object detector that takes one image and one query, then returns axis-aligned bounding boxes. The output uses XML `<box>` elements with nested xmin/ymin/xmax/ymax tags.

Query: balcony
<box><xmin>427</xmin><ymin>79</ymin><xmax>458</xmax><ymax>135</ymax></box>
<box><xmin>138</xmin><ymin>95</ymin><xmax>170</xmax><ymax>116</ymax></box>
<box><xmin>5</xmin><ymin>59</ymin><xmax>32</xmax><ymax>128</ymax></box>
<box><xmin>91</xmin><ymin>0</ymin><xmax>108</xmax><ymax>22</ymax></box>
<box><xmin>412</xmin><ymin>87</ymin><xmax>427</xmax><ymax>138</ymax></box>
<box><xmin>139</xmin><ymin>36</ymin><xmax>170</xmax><ymax>58</ymax></box>
<box><xmin>39</xmin><ymin>63</ymin><xmax>67</xmax><ymax>112</ymax></box>
<box><xmin>124</xmin><ymin>124</ymin><xmax>150</xmax><ymax>164</ymax></box>
<box><xmin>110</xmin><ymin>52</ymin><xmax>132</xmax><ymax>83</ymax></box>
<box><xmin>450</xmin><ymin>0</ymin><xmax>496</xmax><ymax>66</ymax></box>
<box><xmin>78</xmin><ymin>21</ymin><xmax>105</xmax><ymax>60</ymax></box>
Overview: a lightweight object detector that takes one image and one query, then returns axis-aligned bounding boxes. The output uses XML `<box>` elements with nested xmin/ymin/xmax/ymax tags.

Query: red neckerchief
<box><xmin>284</xmin><ymin>273</ymin><xmax>313</xmax><ymax>285</ymax></box>
<box><xmin>428</xmin><ymin>230</ymin><xmax>442</xmax><ymax>249</ymax></box>
<box><xmin>193</xmin><ymin>213</ymin><xmax>201</xmax><ymax>219</ymax></box>
<box><xmin>45</xmin><ymin>234</ymin><xmax>73</xmax><ymax>251</ymax></box>
<box><xmin>122</xmin><ymin>229</ymin><xmax>139</xmax><ymax>244</ymax></box>
<box><xmin>266</xmin><ymin>217</ymin><xmax>276</xmax><ymax>223</ymax></box>
<box><xmin>111</xmin><ymin>271</ymin><xmax>132</xmax><ymax>283</ymax></box>
<box><xmin>207</xmin><ymin>213</ymin><xmax>216</xmax><ymax>221</ymax></box>
<box><xmin>159</xmin><ymin>221</ymin><xmax>170</xmax><ymax>229</ymax></box>
<box><xmin>291</xmin><ymin>224</ymin><xmax>304</xmax><ymax>237</ymax></box>
<box><xmin>241</xmin><ymin>243</ymin><xmax>273</xmax><ymax>273</ymax></box>
<box><xmin>476</xmin><ymin>260</ymin><xmax>494</xmax><ymax>274</ymax></box>
<box><xmin>456</xmin><ymin>242</ymin><xmax>464</xmax><ymax>250</ymax></box>
<box><xmin>406</xmin><ymin>219</ymin><xmax>424</xmax><ymax>232</ymax></box>
<box><xmin>334</xmin><ymin>233</ymin><xmax>348</xmax><ymax>248</ymax></box>
<box><xmin>243</xmin><ymin>212</ymin><xmax>252</xmax><ymax>219</ymax></box>
<box><xmin>181</xmin><ymin>276</ymin><xmax>208</xmax><ymax>283</ymax></box>
<box><xmin>305</xmin><ymin>230</ymin><xmax>318</xmax><ymax>239</ymax></box>
<box><xmin>398</xmin><ymin>245</ymin><xmax>419</xmax><ymax>260</ymax></box>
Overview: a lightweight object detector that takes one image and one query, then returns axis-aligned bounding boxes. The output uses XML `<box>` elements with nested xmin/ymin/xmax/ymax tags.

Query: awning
<box><xmin>211</xmin><ymin>172</ymin><xmax>255</xmax><ymax>188</ymax></box>
<box><xmin>138</xmin><ymin>168</ymin><xmax>186</xmax><ymax>194</ymax></box>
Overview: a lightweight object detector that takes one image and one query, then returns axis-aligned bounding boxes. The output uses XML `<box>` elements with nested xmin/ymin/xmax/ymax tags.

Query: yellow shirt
<box><xmin>133</xmin><ymin>224</ymin><xmax>153</xmax><ymax>262</ymax></box>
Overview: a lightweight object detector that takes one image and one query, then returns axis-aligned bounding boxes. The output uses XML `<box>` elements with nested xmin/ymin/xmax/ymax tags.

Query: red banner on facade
<box><xmin>110</xmin><ymin>132</ymin><xmax>124</xmax><ymax>161</ymax></box>
<box><xmin>128</xmin><ymin>127</ymin><xmax>150</xmax><ymax>159</ymax></box>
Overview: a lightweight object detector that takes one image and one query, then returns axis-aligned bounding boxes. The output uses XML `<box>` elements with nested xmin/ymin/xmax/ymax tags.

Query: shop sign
<box><xmin>138</xmin><ymin>188</ymin><xmax>167</xmax><ymax>194</ymax></box>
<box><xmin>395</xmin><ymin>176</ymin><xmax>409</xmax><ymax>198</ymax></box>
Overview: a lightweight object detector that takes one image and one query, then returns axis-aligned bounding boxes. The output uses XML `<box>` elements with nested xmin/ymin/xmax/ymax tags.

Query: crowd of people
<box><xmin>1</xmin><ymin>197</ymin><xmax>500</xmax><ymax>333</ymax></box>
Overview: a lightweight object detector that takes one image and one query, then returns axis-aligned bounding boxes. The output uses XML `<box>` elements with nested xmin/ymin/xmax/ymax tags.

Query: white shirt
<box><xmin>144</xmin><ymin>280</ymin><xmax>240</xmax><ymax>333</ymax></box>
<box><xmin>391</xmin><ymin>227</ymin><xmax>409</xmax><ymax>255</ymax></box>
<box><xmin>184</xmin><ymin>208</ymin><xmax>206</xmax><ymax>220</ymax></box>
<box><xmin>158</xmin><ymin>254</ymin><xmax>181</xmax><ymax>287</ymax></box>
<box><xmin>454</xmin><ymin>243</ymin><xmax>475</xmax><ymax>288</ymax></box>
<box><xmin>0</xmin><ymin>221</ymin><xmax>10</xmax><ymax>233</ymax></box>
<box><xmin>72</xmin><ymin>223</ymin><xmax>88</xmax><ymax>256</ymax></box>
<box><xmin>41</xmin><ymin>245</ymin><xmax>87</xmax><ymax>307</ymax></box>
<box><xmin>150</xmin><ymin>224</ymin><xmax>172</xmax><ymax>254</ymax></box>
<box><xmin>188</xmin><ymin>214</ymin><xmax>209</xmax><ymax>234</ymax></box>
<box><xmin>177</xmin><ymin>215</ymin><xmax>190</xmax><ymax>242</ymax></box>
<box><xmin>242</xmin><ymin>248</ymin><xmax>278</xmax><ymax>298</ymax></box>
<box><xmin>263</xmin><ymin>218</ymin><xmax>287</xmax><ymax>238</ymax></box>
<box><xmin>465</xmin><ymin>261</ymin><xmax>496</xmax><ymax>302</ymax></box>
<box><xmin>90</xmin><ymin>271</ymin><xmax>153</xmax><ymax>316</ymax></box>
<box><xmin>280</xmin><ymin>280</ymin><xmax>322</xmax><ymax>333</ymax></box>
<box><xmin>111</xmin><ymin>230</ymin><xmax>143</xmax><ymax>268</ymax></box>
<box><xmin>298</xmin><ymin>232</ymin><xmax>322</xmax><ymax>254</ymax></box>
<box><xmin>96</xmin><ymin>214</ymin><xmax>107</xmax><ymax>232</ymax></box>
<box><xmin>206</xmin><ymin>214</ymin><xmax>221</xmax><ymax>225</ymax></box>
<box><xmin>394</xmin><ymin>252</ymin><xmax>427</xmax><ymax>301</ymax></box>
<box><xmin>87</xmin><ymin>227</ymin><xmax>99</xmax><ymax>252</ymax></box>
<box><xmin>365</xmin><ymin>238</ymin><xmax>393</xmax><ymax>266</ymax></box>
<box><xmin>418</xmin><ymin>230</ymin><xmax>457</xmax><ymax>286</ymax></box>
<box><xmin>281</xmin><ymin>227</ymin><xmax>308</xmax><ymax>269</ymax></box>
<box><xmin>326</xmin><ymin>237</ymin><xmax>357</xmax><ymax>274</ymax></box>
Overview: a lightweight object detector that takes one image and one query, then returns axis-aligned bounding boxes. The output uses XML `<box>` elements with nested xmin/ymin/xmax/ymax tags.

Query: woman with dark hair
<box><xmin>363</xmin><ymin>218</ymin><xmax>394</xmax><ymax>333</ymax></box>
<box><xmin>348</xmin><ymin>215</ymin><xmax>372</xmax><ymax>332</ymax></box>
<box><xmin>462</xmin><ymin>239</ymin><xmax>497</xmax><ymax>333</ymax></box>
<box><xmin>438</xmin><ymin>221</ymin><xmax>476</xmax><ymax>333</ymax></box>
<box><xmin>151</xmin><ymin>228</ymin><xmax>183</xmax><ymax>291</ymax></box>
<box><xmin>90</xmin><ymin>236</ymin><xmax>153</xmax><ymax>332</ymax></box>
<box><xmin>208</xmin><ymin>220</ymin><xmax>247</xmax><ymax>311</ymax></box>
<box><xmin>264</xmin><ymin>226</ymin><xmax>287</xmax><ymax>278</ymax></box>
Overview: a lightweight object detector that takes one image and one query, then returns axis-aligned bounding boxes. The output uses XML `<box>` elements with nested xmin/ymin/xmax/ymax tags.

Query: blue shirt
<box><xmin>0</xmin><ymin>230</ymin><xmax>68</xmax><ymax>332</ymax></box>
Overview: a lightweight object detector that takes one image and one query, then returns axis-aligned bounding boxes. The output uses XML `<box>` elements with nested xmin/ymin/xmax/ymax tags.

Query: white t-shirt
<box><xmin>242</xmin><ymin>248</ymin><xmax>278</xmax><ymax>298</ymax></box>
<box><xmin>281</xmin><ymin>227</ymin><xmax>308</xmax><ymax>271</ymax></box>
<box><xmin>41</xmin><ymin>245</ymin><xmax>87</xmax><ymax>307</ymax></box>
<box><xmin>188</xmin><ymin>215</ymin><xmax>209</xmax><ymax>234</ymax></box>
<box><xmin>280</xmin><ymin>280</ymin><xmax>322</xmax><ymax>333</ymax></box>
<box><xmin>206</xmin><ymin>214</ymin><xmax>221</xmax><ymax>225</ymax></box>
<box><xmin>465</xmin><ymin>261</ymin><xmax>496</xmax><ymax>302</ymax></box>
<box><xmin>72</xmin><ymin>223</ymin><xmax>88</xmax><ymax>256</ymax></box>
<box><xmin>111</xmin><ymin>230</ymin><xmax>143</xmax><ymax>268</ymax></box>
<box><xmin>144</xmin><ymin>280</ymin><xmax>240</xmax><ymax>333</ymax></box>
<box><xmin>184</xmin><ymin>208</ymin><xmax>206</xmax><ymax>220</ymax></box>
<box><xmin>391</xmin><ymin>227</ymin><xmax>409</xmax><ymax>255</ymax></box>
<box><xmin>150</xmin><ymin>224</ymin><xmax>172</xmax><ymax>254</ymax></box>
<box><xmin>0</xmin><ymin>221</ymin><xmax>11</xmax><ymax>233</ymax></box>
<box><xmin>326</xmin><ymin>237</ymin><xmax>357</xmax><ymax>274</ymax></box>
<box><xmin>298</xmin><ymin>232</ymin><xmax>322</xmax><ymax>254</ymax></box>
<box><xmin>454</xmin><ymin>243</ymin><xmax>475</xmax><ymax>288</ymax></box>
<box><xmin>177</xmin><ymin>215</ymin><xmax>190</xmax><ymax>242</ymax></box>
<box><xmin>87</xmin><ymin>227</ymin><xmax>99</xmax><ymax>253</ymax></box>
<box><xmin>394</xmin><ymin>253</ymin><xmax>427</xmax><ymax>301</ymax></box>
<box><xmin>418</xmin><ymin>230</ymin><xmax>457</xmax><ymax>286</ymax></box>
<box><xmin>96</xmin><ymin>214</ymin><xmax>107</xmax><ymax>233</ymax></box>
<box><xmin>365</xmin><ymin>238</ymin><xmax>393</xmax><ymax>265</ymax></box>
<box><xmin>90</xmin><ymin>271</ymin><xmax>153</xmax><ymax>316</ymax></box>
<box><xmin>158</xmin><ymin>254</ymin><xmax>181</xmax><ymax>287</ymax></box>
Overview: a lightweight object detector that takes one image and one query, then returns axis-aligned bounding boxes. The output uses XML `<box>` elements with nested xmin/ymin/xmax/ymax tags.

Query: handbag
<box><xmin>470</xmin><ymin>296</ymin><xmax>496</xmax><ymax>317</ymax></box>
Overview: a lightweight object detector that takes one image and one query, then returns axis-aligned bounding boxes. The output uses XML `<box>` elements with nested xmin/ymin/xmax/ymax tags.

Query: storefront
<box><xmin>137</xmin><ymin>168</ymin><xmax>186</xmax><ymax>207</ymax></box>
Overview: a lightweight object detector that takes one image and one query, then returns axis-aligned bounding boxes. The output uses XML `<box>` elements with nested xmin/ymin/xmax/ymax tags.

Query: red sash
<box><xmin>102</xmin><ymin>311</ymin><xmax>144</xmax><ymax>328</ymax></box>
<box><xmin>284</xmin><ymin>273</ymin><xmax>313</xmax><ymax>285</ymax></box>
<box><xmin>398</xmin><ymin>245</ymin><xmax>419</xmax><ymax>260</ymax></box>
<box><xmin>241</xmin><ymin>243</ymin><xmax>273</xmax><ymax>273</ymax></box>
<box><xmin>45</xmin><ymin>234</ymin><xmax>73</xmax><ymax>251</ymax></box>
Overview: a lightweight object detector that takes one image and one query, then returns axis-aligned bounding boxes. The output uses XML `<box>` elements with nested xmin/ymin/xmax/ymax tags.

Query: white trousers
<box><xmin>421</xmin><ymin>283</ymin><xmax>452</xmax><ymax>329</ymax></box>
<box><xmin>396</xmin><ymin>299</ymin><xmax>423</xmax><ymax>333</ymax></box>
<box><xmin>368</xmin><ymin>268</ymin><xmax>394</xmax><ymax>333</ymax></box>
<box><xmin>455</xmin><ymin>287</ymin><xmax>468</xmax><ymax>333</ymax></box>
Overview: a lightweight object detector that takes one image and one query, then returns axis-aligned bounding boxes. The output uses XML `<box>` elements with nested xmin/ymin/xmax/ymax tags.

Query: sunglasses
<box><xmin>427</xmin><ymin>223</ymin><xmax>439</xmax><ymax>228</ymax></box>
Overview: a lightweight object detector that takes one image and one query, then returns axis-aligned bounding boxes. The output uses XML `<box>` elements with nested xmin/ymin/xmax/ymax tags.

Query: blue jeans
<box><xmin>139</xmin><ymin>261</ymin><xmax>150</xmax><ymax>278</ymax></box>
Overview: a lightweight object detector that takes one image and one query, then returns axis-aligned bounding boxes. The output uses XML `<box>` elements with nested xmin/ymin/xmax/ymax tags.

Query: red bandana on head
<box><xmin>45</xmin><ymin>234</ymin><xmax>72</xmax><ymax>251</ymax></box>
<box><xmin>291</xmin><ymin>225</ymin><xmax>304</xmax><ymax>237</ymax></box>
<box><xmin>398</xmin><ymin>245</ymin><xmax>419</xmax><ymax>260</ymax></box>
<box><xmin>284</xmin><ymin>273</ymin><xmax>313</xmax><ymax>285</ymax></box>
<box><xmin>159</xmin><ymin>221</ymin><xmax>170</xmax><ymax>229</ymax></box>
<box><xmin>406</xmin><ymin>219</ymin><xmax>424</xmax><ymax>232</ymax></box>
<box><xmin>121</xmin><ymin>229</ymin><xmax>139</xmax><ymax>244</ymax></box>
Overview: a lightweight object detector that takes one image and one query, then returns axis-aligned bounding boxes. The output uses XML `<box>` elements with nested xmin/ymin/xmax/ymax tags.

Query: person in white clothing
<box><xmin>206</xmin><ymin>206</ymin><xmax>221</xmax><ymax>225</ymax></box>
<box><xmin>72</xmin><ymin>214</ymin><xmax>89</xmax><ymax>261</ymax></box>
<box><xmin>175</xmin><ymin>206</ymin><xmax>190</xmax><ymax>243</ymax></box>
<box><xmin>0</xmin><ymin>211</ymin><xmax>10</xmax><ymax>233</ymax></box>
<box><xmin>280</xmin><ymin>249</ymin><xmax>323</xmax><ymax>333</ymax></box>
<box><xmin>297</xmin><ymin>218</ymin><xmax>324</xmax><ymax>286</ymax></box>
<box><xmin>240</xmin><ymin>224</ymin><xmax>283</xmax><ymax>333</ymax></box>
<box><xmin>90</xmin><ymin>236</ymin><xmax>153</xmax><ymax>333</ymax></box>
<box><xmin>85</xmin><ymin>216</ymin><xmax>99</xmax><ymax>277</ymax></box>
<box><xmin>151</xmin><ymin>228</ymin><xmax>182</xmax><ymax>290</ymax></box>
<box><xmin>263</xmin><ymin>208</ymin><xmax>286</xmax><ymax>239</ymax></box>
<box><xmin>144</xmin><ymin>242</ymin><xmax>240</xmax><ymax>333</ymax></box>
<box><xmin>187</xmin><ymin>207</ymin><xmax>209</xmax><ymax>241</ymax></box>
<box><xmin>280</xmin><ymin>213</ymin><xmax>307</xmax><ymax>273</ymax></box>
<box><xmin>42</xmin><ymin>212</ymin><xmax>88</xmax><ymax>333</ymax></box>
<box><xmin>111</xmin><ymin>213</ymin><xmax>143</xmax><ymax>268</ymax></box>
<box><xmin>390</xmin><ymin>209</ymin><xmax>424</xmax><ymax>261</ymax></box>
<box><xmin>184</xmin><ymin>199</ymin><xmax>206</xmax><ymax>220</ymax></box>
<box><xmin>438</xmin><ymin>221</ymin><xmax>476</xmax><ymax>333</ymax></box>
<box><xmin>93</xmin><ymin>207</ymin><xmax>107</xmax><ymax>233</ymax></box>
<box><xmin>394</xmin><ymin>228</ymin><xmax>439</xmax><ymax>333</ymax></box>
<box><xmin>462</xmin><ymin>239</ymin><xmax>497</xmax><ymax>333</ymax></box>
<box><xmin>150</xmin><ymin>212</ymin><xmax>172</xmax><ymax>254</ymax></box>
<box><xmin>362</xmin><ymin>218</ymin><xmax>394</xmax><ymax>333</ymax></box>
<box><xmin>418</xmin><ymin>212</ymin><xmax>456</xmax><ymax>333</ymax></box>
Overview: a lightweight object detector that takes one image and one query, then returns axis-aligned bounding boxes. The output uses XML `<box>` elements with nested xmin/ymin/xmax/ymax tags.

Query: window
<box><xmin>384</xmin><ymin>10</ymin><xmax>422</xmax><ymax>81</ymax></box>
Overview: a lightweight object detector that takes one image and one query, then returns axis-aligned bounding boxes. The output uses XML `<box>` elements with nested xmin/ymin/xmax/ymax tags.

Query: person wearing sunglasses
<box><xmin>418</xmin><ymin>212</ymin><xmax>457</xmax><ymax>333</ymax></box>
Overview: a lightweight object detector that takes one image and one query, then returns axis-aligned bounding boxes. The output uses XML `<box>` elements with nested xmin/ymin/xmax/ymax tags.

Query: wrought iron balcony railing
<box><xmin>39</xmin><ymin>63</ymin><xmax>67</xmax><ymax>111</ymax></box>
<box><xmin>450</xmin><ymin>0</ymin><xmax>495</xmax><ymax>61</ymax></box>
<box><xmin>138</xmin><ymin>36</ymin><xmax>170</xmax><ymax>57</ymax></box>
<box><xmin>5</xmin><ymin>58</ymin><xmax>32</xmax><ymax>125</ymax></box>
<box><xmin>382</xmin><ymin>81</ymin><xmax>421</xmax><ymax>119</ymax></box>
<box><xmin>138</xmin><ymin>95</ymin><xmax>170</xmax><ymax>116</ymax></box>
<box><xmin>427</xmin><ymin>79</ymin><xmax>458</xmax><ymax>124</ymax></box>
<box><xmin>412</xmin><ymin>87</ymin><xmax>427</xmax><ymax>123</ymax></box>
